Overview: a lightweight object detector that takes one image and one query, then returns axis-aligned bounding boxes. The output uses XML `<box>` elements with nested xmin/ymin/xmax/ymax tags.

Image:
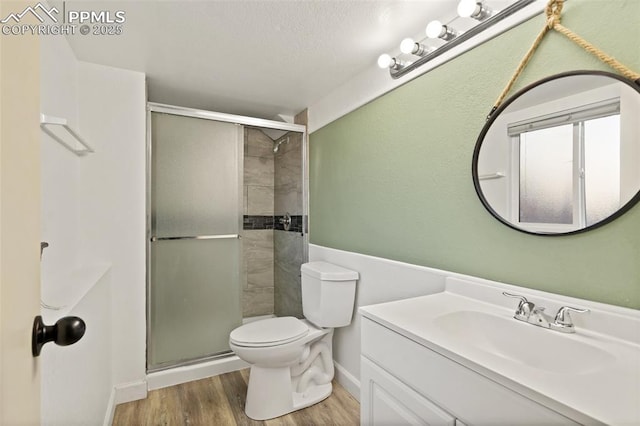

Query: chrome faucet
<box><xmin>502</xmin><ymin>292</ymin><xmax>589</xmax><ymax>333</ymax></box>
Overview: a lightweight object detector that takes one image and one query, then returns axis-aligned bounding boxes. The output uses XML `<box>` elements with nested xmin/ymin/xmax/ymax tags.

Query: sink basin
<box><xmin>433</xmin><ymin>310</ymin><xmax>614</xmax><ymax>375</ymax></box>
<box><xmin>360</xmin><ymin>278</ymin><xmax>640</xmax><ymax>425</ymax></box>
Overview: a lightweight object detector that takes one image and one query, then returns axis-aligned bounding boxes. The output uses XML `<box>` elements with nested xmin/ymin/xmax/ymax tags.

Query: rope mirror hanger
<box><xmin>488</xmin><ymin>0</ymin><xmax>640</xmax><ymax>119</ymax></box>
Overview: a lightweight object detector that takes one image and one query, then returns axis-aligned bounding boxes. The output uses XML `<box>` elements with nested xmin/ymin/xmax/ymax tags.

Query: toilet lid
<box><xmin>230</xmin><ymin>317</ymin><xmax>309</xmax><ymax>347</ymax></box>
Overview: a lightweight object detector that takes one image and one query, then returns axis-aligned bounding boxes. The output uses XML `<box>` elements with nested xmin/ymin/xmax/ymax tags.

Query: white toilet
<box><xmin>229</xmin><ymin>261</ymin><xmax>359</xmax><ymax>420</ymax></box>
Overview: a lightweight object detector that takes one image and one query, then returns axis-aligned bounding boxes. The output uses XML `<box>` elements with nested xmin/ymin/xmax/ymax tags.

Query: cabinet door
<box><xmin>362</xmin><ymin>357</ymin><xmax>456</xmax><ymax>426</ymax></box>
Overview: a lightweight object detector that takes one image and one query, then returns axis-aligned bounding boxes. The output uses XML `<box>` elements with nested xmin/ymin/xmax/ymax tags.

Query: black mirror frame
<box><xmin>472</xmin><ymin>70</ymin><xmax>640</xmax><ymax>236</ymax></box>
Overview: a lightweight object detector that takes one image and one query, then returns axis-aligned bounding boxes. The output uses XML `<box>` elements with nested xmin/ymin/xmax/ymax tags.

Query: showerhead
<box><xmin>273</xmin><ymin>136</ymin><xmax>289</xmax><ymax>153</ymax></box>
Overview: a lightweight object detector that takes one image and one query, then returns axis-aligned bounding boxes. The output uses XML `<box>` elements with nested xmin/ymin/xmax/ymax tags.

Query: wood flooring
<box><xmin>113</xmin><ymin>369</ymin><xmax>360</xmax><ymax>426</ymax></box>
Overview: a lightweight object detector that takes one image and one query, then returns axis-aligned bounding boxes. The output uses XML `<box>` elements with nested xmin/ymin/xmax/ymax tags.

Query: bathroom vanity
<box><xmin>359</xmin><ymin>277</ymin><xmax>640</xmax><ymax>425</ymax></box>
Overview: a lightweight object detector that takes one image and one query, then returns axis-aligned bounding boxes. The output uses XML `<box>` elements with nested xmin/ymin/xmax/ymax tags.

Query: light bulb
<box><xmin>377</xmin><ymin>54</ymin><xmax>405</xmax><ymax>70</ymax></box>
<box><xmin>457</xmin><ymin>0</ymin><xmax>492</xmax><ymax>20</ymax></box>
<box><xmin>400</xmin><ymin>38</ymin><xmax>417</xmax><ymax>54</ymax></box>
<box><xmin>377</xmin><ymin>54</ymin><xmax>393</xmax><ymax>69</ymax></box>
<box><xmin>426</xmin><ymin>20</ymin><xmax>444</xmax><ymax>39</ymax></box>
<box><xmin>400</xmin><ymin>38</ymin><xmax>431</xmax><ymax>57</ymax></box>
<box><xmin>457</xmin><ymin>0</ymin><xmax>478</xmax><ymax>18</ymax></box>
<box><xmin>426</xmin><ymin>20</ymin><xmax>457</xmax><ymax>41</ymax></box>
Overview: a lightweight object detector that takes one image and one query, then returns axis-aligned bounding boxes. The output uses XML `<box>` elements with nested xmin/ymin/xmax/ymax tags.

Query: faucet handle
<box><xmin>554</xmin><ymin>306</ymin><xmax>590</xmax><ymax>327</ymax></box>
<box><xmin>551</xmin><ymin>306</ymin><xmax>589</xmax><ymax>333</ymax></box>
<box><xmin>502</xmin><ymin>292</ymin><xmax>535</xmax><ymax>319</ymax></box>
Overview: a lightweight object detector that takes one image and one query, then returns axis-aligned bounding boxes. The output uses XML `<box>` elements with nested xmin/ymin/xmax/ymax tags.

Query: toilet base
<box><xmin>293</xmin><ymin>381</ymin><xmax>332</xmax><ymax>411</ymax></box>
<box><xmin>244</xmin><ymin>365</ymin><xmax>333</xmax><ymax>420</ymax></box>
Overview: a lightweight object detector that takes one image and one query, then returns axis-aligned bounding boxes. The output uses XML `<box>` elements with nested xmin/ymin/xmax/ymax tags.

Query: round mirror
<box><xmin>472</xmin><ymin>71</ymin><xmax>640</xmax><ymax>235</ymax></box>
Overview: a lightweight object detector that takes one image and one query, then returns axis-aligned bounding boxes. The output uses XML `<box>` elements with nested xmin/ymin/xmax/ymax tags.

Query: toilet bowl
<box><xmin>229</xmin><ymin>261</ymin><xmax>358</xmax><ymax>420</ymax></box>
<box><xmin>230</xmin><ymin>317</ymin><xmax>334</xmax><ymax>420</ymax></box>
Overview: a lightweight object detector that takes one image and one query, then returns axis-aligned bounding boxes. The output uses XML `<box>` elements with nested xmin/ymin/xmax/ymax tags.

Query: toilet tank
<box><xmin>301</xmin><ymin>261</ymin><xmax>359</xmax><ymax>328</ymax></box>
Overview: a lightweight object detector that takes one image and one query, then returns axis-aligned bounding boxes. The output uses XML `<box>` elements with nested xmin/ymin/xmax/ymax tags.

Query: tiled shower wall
<box><xmin>274</xmin><ymin>132</ymin><xmax>304</xmax><ymax>318</ymax></box>
<box><xmin>242</xmin><ymin>128</ymin><xmax>275</xmax><ymax>317</ymax></box>
<box><xmin>242</xmin><ymin>127</ymin><xmax>305</xmax><ymax>319</ymax></box>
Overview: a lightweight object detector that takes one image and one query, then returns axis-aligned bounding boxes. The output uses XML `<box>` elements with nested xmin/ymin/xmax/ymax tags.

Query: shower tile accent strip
<box><xmin>243</xmin><ymin>215</ymin><xmax>304</xmax><ymax>233</ymax></box>
<box><xmin>243</xmin><ymin>215</ymin><xmax>274</xmax><ymax>230</ymax></box>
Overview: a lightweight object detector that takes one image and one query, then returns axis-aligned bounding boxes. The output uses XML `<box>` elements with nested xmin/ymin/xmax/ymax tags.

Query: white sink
<box><xmin>359</xmin><ymin>276</ymin><xmax>640</xmax><ymax>425</ymax></box>
<box><xmin>433</xmin><ymin>310</ymin><xmax>614</xmax><ymax>375</ymax></box>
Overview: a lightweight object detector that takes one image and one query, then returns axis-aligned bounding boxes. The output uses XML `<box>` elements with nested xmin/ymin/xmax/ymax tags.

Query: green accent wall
<box><xmin>309</xmin><ymin>0</ymin><xmax>640</xmax><ymax>309</ymax></box>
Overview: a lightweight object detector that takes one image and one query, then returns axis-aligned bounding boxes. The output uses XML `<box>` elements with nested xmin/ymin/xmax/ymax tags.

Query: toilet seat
<box><xmin>230</xmin><ymin>316</ymin><xmax>309</xmax><ymax>347</ymax></box>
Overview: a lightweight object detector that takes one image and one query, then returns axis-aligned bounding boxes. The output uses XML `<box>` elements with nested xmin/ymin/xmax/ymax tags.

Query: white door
<box><xmin>0</xmin><ymin>1</ymin><xmax>42</xmax><ymax>423</ymax></box>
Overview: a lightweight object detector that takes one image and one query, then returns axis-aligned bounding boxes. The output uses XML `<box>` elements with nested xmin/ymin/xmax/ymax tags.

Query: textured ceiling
<box><xmin>61</xmin><ymin>1</ymin><xmax>455</xmax><ymax>120</ymax></box>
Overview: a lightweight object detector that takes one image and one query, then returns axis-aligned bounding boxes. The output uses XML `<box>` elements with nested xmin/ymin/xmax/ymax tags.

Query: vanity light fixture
<box><xmin>377</xmin><ymin>53</ymin><xmax>406</xmax><ymax>70</ymax></box>
<box><xmin>426</xmin><ymin>20</ymin><xmax>458</xmax><ymax>41</ymax></box>
<box><xmin>400</xmin><ymin>38</ymin><xmax>432</xmax><ymax>57</ymax></box>
<box><xmin>376</xmin><ymin>0</ymin><xmax>536</xmax><ymax>80</ymax></box>
<box><xmin>458</xmin><ymin>0</ymin><xmax>493</xmax><ymax>21</ymax></box>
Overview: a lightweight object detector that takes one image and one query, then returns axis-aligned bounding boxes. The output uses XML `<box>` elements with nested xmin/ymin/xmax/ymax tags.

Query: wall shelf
<box><xmin>478</xmin><ymin>172</ymin><xmax>505</xmax><ymax>180</ymax></box>
<box><xmin>40</xmin><ymin>114</ymin><xmax>94</xmax><ymax>156</ymax></box>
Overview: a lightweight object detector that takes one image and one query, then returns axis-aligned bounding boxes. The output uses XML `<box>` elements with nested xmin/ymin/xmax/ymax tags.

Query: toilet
<box><xmin>229</xmin><ymin>261</ymin><xmax>359</xmax><ymax>420</ymax></box>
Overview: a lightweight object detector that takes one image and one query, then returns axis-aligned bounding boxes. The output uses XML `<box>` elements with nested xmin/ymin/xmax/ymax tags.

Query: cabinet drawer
<box><xmin>362</xmin><ymin>317</ymin><xmax>579</xmax><ymax>425</ymax></box>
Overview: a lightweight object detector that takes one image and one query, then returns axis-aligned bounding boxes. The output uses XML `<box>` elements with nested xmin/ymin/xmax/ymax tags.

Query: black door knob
<box><xmin>32</xmin><ymin>315</ymin><xmax>86</xmax><ymax>357</ymax></box>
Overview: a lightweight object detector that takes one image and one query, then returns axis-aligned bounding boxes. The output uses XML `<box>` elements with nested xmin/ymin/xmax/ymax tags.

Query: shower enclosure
<box><xmin>147</xmin><ymin>104</ymin><xmax>307</xmax><ymax>371</ymax></box>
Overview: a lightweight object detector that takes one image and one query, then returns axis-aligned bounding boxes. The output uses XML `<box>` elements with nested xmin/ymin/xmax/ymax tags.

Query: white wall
<box><xmin>40</xmin><ymin>30</ymin><xmax>80</xmax><ymax>292</ymax></box>
<box><xmin>40</xmin><ymin>31</ymin><xmax>147</xmax><ymax>425</ymax></box>
<box><xmin>76</xmin><ymin>61</ymin><xmax>147</xmax><ymax>390</ymax></box>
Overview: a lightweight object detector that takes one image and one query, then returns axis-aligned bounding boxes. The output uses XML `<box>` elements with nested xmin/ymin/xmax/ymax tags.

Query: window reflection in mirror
<box><xmin>518</xmin><ymin>124</ymin><xmax>574</xmax><ymax>226</ymax></box>
<box><xmin>514</xmin><ymin>108</ymin><xmax>621</xmax><ymax>231</ymax></box>
<box><xmin>473</xmin><ymin>72</ymin><xmax>640</xmax><ymax>235</ymax></box>
<box><xmin>584</xmin><ymin>115</ymin><xmax>621</xmax><ymax>225</ymax></box>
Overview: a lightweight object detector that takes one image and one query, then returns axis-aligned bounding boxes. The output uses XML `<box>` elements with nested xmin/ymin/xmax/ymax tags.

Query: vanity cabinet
<box><xmin>361</xmin><ymin>317</ymin><xmax>580</xmax><ymax>426</ymax></box>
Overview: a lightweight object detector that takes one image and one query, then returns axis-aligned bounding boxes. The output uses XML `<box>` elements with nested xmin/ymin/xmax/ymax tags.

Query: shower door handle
<box><xmin>150</xmin><ymin>234</ymin><xmax>240</xmax><ymax>242</ymax></box>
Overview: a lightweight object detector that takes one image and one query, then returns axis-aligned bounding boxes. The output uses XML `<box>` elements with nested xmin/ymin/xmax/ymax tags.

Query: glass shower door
<box><xmin>148</xmin><ymin>112</ymin><xmax>243</xmax><ymax>370</ymax></box>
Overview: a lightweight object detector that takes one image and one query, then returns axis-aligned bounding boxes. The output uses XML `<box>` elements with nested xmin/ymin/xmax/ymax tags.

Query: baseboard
<box><xmin>115</xmin><ymin>380</ymin><xmax>148</xmax><ymax>404</ymax></box>
<box><xmin>334</xmin><ymin>361</ymin><xmax>360</xmax><ymax>402</ymax></box>
<box><xmin>147</xmin><ymin>355</ymin><xmax>249</xmax><ymax>391</ymax></box>
<box><xmin>103</xmin><ymin>387</ymin><xmax>117</xmax><ymax>426</ymax></box>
